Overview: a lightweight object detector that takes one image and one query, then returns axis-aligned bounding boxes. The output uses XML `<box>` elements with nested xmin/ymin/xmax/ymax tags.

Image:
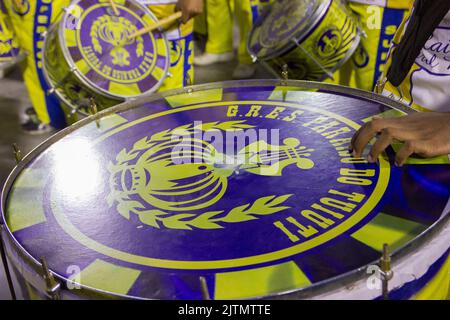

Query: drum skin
<box><xmin>42</xmin><ymin>0</ymin><xmax>170</xmax><ymax>115</ymax></box>
<box><xmin>248</xmin><ymin>0</ymin><xmax>361</xmax><ymax>80</ymax></box>
<box><xmin>1</xmin><ymin>80</ymin><xmax>449</xmax><ymax>300</ymax></box>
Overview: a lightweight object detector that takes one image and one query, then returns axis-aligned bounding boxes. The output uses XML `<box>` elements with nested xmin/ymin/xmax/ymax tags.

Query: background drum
<box><xmin>1</xmin><ymin>80</ymin><xmax>449</xmax><ymax>300</ymax></box>
<box><xmin>248</xmin><ymin>0</ymin><xmax>362</xmax><ymax>81</ymax></box>
<box><xmin>42</xmin><ymin>0</ymin><xmax>170</xmax><ymax>117</ymax></box>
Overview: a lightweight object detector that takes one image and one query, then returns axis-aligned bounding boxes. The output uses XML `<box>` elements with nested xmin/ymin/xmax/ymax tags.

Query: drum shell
<box><xmin>258</xmin><ymin>0</ymin><xmax>361</xmax><ymax>81</ymax></box>
<box><xmin>1</xmin><ymin>225</ymin><xmax>129</xmax><ymax>300</ymax></box>
<box><xmin>42</xmin><ymin>23</ymin><xmax>123</xmax><ymax>116</ymax></box>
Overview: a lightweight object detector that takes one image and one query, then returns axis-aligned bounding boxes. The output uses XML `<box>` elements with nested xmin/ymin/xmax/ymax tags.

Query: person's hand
<box><xmin>177</xmin><ymin>0</ymin><xmax>204</xmax><ymax>24</ymax></box>
<box><xmin>350</xmin><ymin>112</ymin><xmax>450</xmax><ymax>166</ymax></box>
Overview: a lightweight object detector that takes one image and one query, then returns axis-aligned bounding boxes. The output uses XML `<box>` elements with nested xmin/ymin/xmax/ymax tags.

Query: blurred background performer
<box><xmin>4</xmin><ymin>0</ymin><xmax>71</xmax><ymax>134</ymax></box>
<box><xmin>194</xmin><ymin>0</ymin><xmax>263</xmax><ymax>79</ymax></box>
<box><xmin>0</xmin><ymin>0</ymin><xmax>19</xmax><ymax>75</ymax></box>
<box><xmin>140</xmin><ymin>0</ymin><xmax>201</xmax><ymax>90</ymax></box>
<box><xmin>328</xmin><ymin>0</ymin><xmax>414</xmax><ymax>91</ymax></box>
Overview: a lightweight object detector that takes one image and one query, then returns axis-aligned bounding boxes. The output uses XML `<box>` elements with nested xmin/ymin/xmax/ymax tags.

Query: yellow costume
<box><xmin>328</xmin><ymin>0</ymin><xmax>414</xmax><ymax>92</ymax></box>
<box><xmin>201</xmin><ymin>0</ymin><xmax>261</xmax><ymax>64</ymax></box>
<box><xmin>381</xmin><ymin>8</ymin><xmax>450</xmax><ymax>112</ymax></box>
<box><xmin>142</xmin><ymin>0</ymin><xmax>195</xmax><ymax>89</ymax></box>
<box><xmin>4</xmin><ymin>0</ymin><xmax>194</xmax><ymax>128</ymax></box>
<box><xmin>0</xmin><ymin>0</ymin><xmax>19</xmax><ymax>63</ymax></box>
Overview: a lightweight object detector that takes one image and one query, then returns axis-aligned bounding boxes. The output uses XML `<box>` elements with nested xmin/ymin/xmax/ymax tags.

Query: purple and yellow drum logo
<box><xmin>63</xmin><ymin>0</ymin><xmax>169</xmax><ymax>97</ymax></box>
<box><xmin>107</xmin><ymin>120</ymin><xmax>315</xmax><ymax>230</ymax></box>
<box><xmin>316</xmin><ymin>28</ymin><xmax>343</xmax><ymax>59</ymax></box>
<box><xmin>35</xmin><ymin>101</ymin><xmax>389</xmax><ymax>270</ymax></box>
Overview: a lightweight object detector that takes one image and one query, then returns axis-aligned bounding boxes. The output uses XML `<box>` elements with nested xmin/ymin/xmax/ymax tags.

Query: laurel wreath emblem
<box><xmin>107</xmin><ymin>121</ymin><xmax>294</xmax><ymax>230</ymax></box>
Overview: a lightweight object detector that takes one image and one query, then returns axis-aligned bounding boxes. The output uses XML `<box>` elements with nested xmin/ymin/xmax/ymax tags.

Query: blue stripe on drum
<box><xmin>293</xmin><ymin>236</ymin><xmax>380</xmax><ymax>283</ymax></box>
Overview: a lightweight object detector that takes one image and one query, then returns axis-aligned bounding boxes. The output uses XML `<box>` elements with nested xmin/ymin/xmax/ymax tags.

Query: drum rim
<box><xmin>41</xmin><ymin>28</ymin><xmax>93</xmax><ymax>116</ymax></box>
<box><xmin>54</xmin><ymin>0</ymin><xmax>170</xmax><ymax>101</ymax></box>
<box><xmin>248</xmin><ymin>0</ymin><xmax>332</xmax><ymax>62</ymax></box>
<box><xmin>4</xmin><ymin>79</ymin><xmax>447</xmax><ymax>300</ymax></box>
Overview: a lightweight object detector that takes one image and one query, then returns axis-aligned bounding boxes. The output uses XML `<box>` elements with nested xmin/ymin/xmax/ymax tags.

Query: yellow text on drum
<box><xmin>227</xmin><ymin>105</ymin><xmax>354</xmax><ymax>141</ymax></box>
<box><xmin>83</xmin><ymin>46</ymin><xmax>155</xmax><ymax>81</ymax></box>
<box><xmin>274</xmin><ymin>188</ymin><xmax>368</xmax><ymax>243</ymax></box>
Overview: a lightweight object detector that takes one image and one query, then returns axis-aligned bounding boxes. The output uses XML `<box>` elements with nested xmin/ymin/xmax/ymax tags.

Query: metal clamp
<box><xmin>39</xmin><ymin>257</ymin><xmax>61</xmax><ymax>300</ymax></box>
<box><xmin>12</xmin><ymin>144</ymin><xmax>22</xmax><ymax>164</ymax></box>
<box><xmin>89</xmin><ymin>98</ymin><xmax>100</xmax><ymax>128</ymax></box>
<box><xmin>199</xmin><ymin>276</ymin><xmax>211</xmax><ymax>300</ymax></box>
<box><xmin>380</xmin><ymin>244</ymin><xmax>394</xmax><ymax>300</ymax></box>
<box><xmin>375</xmin><ymin>78</ymin><xmax>387</xmax><ymax>95</ymax></box>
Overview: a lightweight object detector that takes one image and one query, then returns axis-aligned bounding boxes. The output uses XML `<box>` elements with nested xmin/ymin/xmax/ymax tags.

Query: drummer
<box><xmin>0</xmin><ymin>1</ymin><xmax>19</xmax><ymax>70</ymax></box>
<box><xmin>351</xmin><ymin>0</ymin><xmax>450</xmax><ymax>166</ymax></box>
<box><xmin>328</xmin><ymin>0</ymin><xmax>414</xmax><ymax>91</ymax></box>
<box><xmin>4</xmin><ymin>0</ymin><xmax>203</xmax><ymax>134</ymax></box>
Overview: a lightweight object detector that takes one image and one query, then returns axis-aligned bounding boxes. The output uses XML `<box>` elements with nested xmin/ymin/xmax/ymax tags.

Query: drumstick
<box><xmin>128</xmin><ymin>11</ymin><xmax>182</xmax><ymax>40</ymax></box>
<box><xmin>108</xmin><ymin>0</ymin><xmax>120</xmax><ymax>16</ymax></box>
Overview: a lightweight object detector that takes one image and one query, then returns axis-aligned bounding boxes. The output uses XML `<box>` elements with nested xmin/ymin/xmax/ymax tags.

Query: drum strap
<box><xmin>386</xmin><ymin>0</ymin><xmax>450</xmax><ymax>87</ymax></box>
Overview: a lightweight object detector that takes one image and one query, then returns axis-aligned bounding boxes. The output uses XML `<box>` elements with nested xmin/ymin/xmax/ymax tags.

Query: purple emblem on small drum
<box><xmin>64</xmin><ymin>0</ymin><xmax>168</xmax><ymax>97</ymax></box>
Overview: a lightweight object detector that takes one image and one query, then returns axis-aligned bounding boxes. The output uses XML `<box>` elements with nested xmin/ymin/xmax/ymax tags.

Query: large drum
<box><xmin>1</xmin><ymin>80</ymin><xmax>449</xmax><ymax>300</ymax></box>
<box><xmin>42</xmin><ymin>0</ymin><xmax>170</xmax><ymax>116</ymax></box>
<box><xmin>248</xmin><ymin>0</ymin><xmax>361</xmax><ymax>81</ymax></box>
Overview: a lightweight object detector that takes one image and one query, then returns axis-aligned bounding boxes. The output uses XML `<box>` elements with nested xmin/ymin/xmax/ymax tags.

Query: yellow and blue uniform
<box><xmin>201</xmin><ymin>0</ymin><xmax>263</xmax><ymax>64</ymax></box>
<box><xmin>328</xmin><ymin>0</ymin><xmax>414</xmax><ymax>92</ymax></box>
<box><xmin>0</xmin><ymin>0</ymin><xmax>19</xmax><ymax>63</ymax></box>
<box><xmin>140</xmin><ymin>0</ymin><xmax>195</xmax><ymax>89</ymax></box>
<box><xmin>381</xmin><ymin>7</ymin><xmax>450</xmax><ymax>112</ymax></box>
<box><xmin>4</xmin><ymin>0</ymin><xmax>71</xmax><ymax>129</ymax></box>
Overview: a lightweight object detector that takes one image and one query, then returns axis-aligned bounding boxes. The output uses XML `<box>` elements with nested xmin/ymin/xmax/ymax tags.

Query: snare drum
<box><xmin>42</xmin><ymin>0</ymin><xmax>170</xmax><ymax>116</ymax></box>
<box><xmin>248</xmin><ymin>0</ymin><xmax>361</xmax><ymax>81</ymax></box>
<box><xmin>1</xmin><ymin>80</ymin><xmax>449</xmax><ymax>300</ymax></box>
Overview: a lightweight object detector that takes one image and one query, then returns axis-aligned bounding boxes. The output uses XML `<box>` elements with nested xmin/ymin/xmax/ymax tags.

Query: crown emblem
<box><xmin>107</xmin><ymin>121</ymin><xmax>315</xmax><ymax>230</ymax></box>
<box><xmin>91</xmin><ymin>15</ymin><xmax>143</xmax><ymax>66</ymax></box>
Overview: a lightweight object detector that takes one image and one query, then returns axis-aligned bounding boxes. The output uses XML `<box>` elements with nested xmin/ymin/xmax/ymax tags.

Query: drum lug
<box><xmin>281</xmin><ymin>64</ymin><xmax>289</xmax><ymax>85</ymax></box>
<box><xmin>89</xmin><ymin>98</ymin><xmax>100</xmax><ymax>128</ymax></box>
<box><xmin>167</xmin><ymin>72</ymin><xmax>173</xmax><ymax>78</ymax></box>
<box><xmin>375</xmin><ymin>78</ymin><xmax>387</xmax><ymax>95</ymax></box>
<box><xmin>379</xmin><ymin>243</ymin><xmax>394</xmax><ymax>300</ymax></box>
<box><xmin>39</xmin><ymin>257</ymin><xmax>61</xmax><ymax>300</ymax></box>
<box><xmin>12</xmin><ymin>143</ymin><xmax>22</xmax><ymax>164</ymax></box>
<box><xmin>251</xmin><ymin>55</ymin><xmax>258</xmax><ymax>63</ymax></box>
<box><xmin>199</xmin><ymin>276</ymin><xmax>211</xmax><ymax>300</ymax></box>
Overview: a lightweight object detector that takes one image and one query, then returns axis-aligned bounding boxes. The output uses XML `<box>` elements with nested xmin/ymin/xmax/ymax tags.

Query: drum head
<box><xmin>60</xmin><ymin>0</ymin><xmax>169</xmax><ymax>99</ymax></box>
<box><xmin>248</xmin><ymin>0</ymin><xmax>329</xmax><ymax>60</ymax></box>
<box><xmin>2</xmin><ymin>81</ymin><xmax>449</xmax><ymax>299</ymax></box>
